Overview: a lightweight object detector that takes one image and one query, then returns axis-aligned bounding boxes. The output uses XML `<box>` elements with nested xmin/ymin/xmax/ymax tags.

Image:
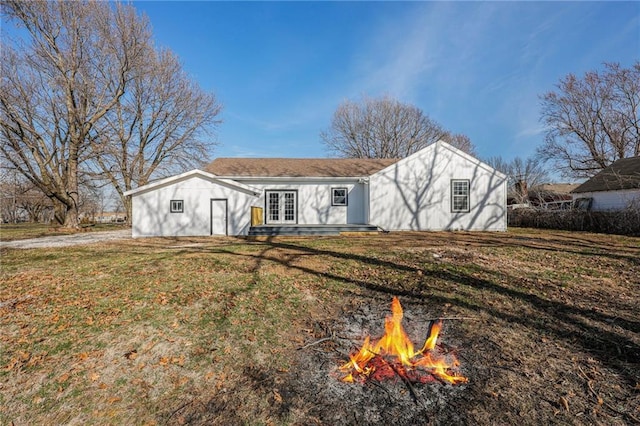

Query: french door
<box><xmin>266</xmin><ymin>191</ymin><xmax>297</xmax><ymax>224</ymax></box>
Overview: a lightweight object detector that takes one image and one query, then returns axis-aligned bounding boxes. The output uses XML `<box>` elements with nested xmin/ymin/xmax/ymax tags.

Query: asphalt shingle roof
<box><xmin>205</xmin><ymin>157</ymin><xmax>400</xmax><ymax>178</ymax></box>
<box><xmin>572</xmin><ymin>157</ymin><xmax>640</xmax><ymax>193</ymax></box>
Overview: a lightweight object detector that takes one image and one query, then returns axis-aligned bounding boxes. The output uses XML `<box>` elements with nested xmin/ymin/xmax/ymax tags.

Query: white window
<box><xmin>170</xmin><ymin>199</ymin><xmax>183</xmax><ymax>213</ymax></box>
<box><xmin>451</xmin><ymin>180</ymin><xmax>470</xmax><ymax>212</ymax></box>
<box><xmin>332</xmin><ymin>188</ymin><xmax>348</xmax><ymax>206</ymax></box>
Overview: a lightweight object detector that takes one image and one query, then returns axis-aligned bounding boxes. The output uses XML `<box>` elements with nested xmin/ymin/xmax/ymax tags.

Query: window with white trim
<box><xmin>332</xmin><ymin>188</ymin><xmax>348</xmax><ymax>206</ymax></box>
<box><xmin>451</xmin><ymin>180</ymin><xmax>470</xmax><ymax>212</ymax></box>
<box><xmin>170</xmin><ymin>199</ymin><xmax>183</xmax><ymax>213</ymax></box>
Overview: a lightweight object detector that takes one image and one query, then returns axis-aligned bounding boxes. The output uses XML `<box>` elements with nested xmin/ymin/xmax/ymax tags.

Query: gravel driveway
<box><xmin>0</xmin><ymin>229</ymin><xmax>131</xmax><ymax>249</ymax></box>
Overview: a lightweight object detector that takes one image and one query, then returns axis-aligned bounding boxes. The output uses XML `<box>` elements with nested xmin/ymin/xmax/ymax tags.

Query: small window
<box><xmin>451</xmin><ymin>180</ymin><xmax>470</xmax><ymax>213</ymax></box>
<box><xmin>573</xmin><ymin>197</ymin><xmax>592</xmax><ymax>211</ymax></box>
<box><xmin>332</xmin><ymin>188</ymin><xmax>348</xmax><ymax>206</ymax></box>
<box><xmin>170</xmin><ymin>200</ymin><xmax>183</xmax><ymax>213</ymax></box>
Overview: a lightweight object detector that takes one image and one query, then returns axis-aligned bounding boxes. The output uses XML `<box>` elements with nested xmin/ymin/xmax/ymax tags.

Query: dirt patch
<box><xmin>0</xmin><ymin>229</ymin><xmax>131</xmax><ymax>249</ymax></box>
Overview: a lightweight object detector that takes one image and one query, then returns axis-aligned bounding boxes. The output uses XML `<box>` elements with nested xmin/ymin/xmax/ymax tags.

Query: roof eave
<box><xmin>123</xmin><ymin>169</ymin><xmax>261</xmax><ymax>197</ymax></box>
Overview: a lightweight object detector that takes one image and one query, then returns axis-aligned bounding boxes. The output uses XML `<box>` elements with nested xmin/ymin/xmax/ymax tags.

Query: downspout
<box><xmin>503</xmin><ymin>176</ymin><xmax>508</xmax><ymax>231</ymax></box>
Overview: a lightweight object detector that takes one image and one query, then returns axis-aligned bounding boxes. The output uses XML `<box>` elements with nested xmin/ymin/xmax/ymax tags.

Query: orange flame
<box><xmin>339</xmin><ymin>297</ymin><xmax>467</xmax><ymax>384</ymax></box>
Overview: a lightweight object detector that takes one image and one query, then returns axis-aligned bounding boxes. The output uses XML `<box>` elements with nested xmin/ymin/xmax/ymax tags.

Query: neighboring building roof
<box><xmin>205</xmin><ymin>157</ymin><xmax>400</xmax><ymax>178</ymax></box>
<box><xmin>572</xmin><ymin>157</ymin><xmax>640</xmax><ymax>193</ymax></box>
<box><xmin>534</xmin><ymin>183</ymin><xmax>580</xmax><ymax>194</ymax></box>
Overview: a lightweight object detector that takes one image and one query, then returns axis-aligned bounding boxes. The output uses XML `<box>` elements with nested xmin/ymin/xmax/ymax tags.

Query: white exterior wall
<box><xmin>369</xmin><ymin>142</ymin><xmax>507</xmax><ymax>231</ymax></box>
<box><xmin>572</xmin><ymin>189</ymin><xmax>640</xmax><ymax>211</ymax></box>
<box><xmin>236</xmin><ymin>180</ymin><xmax>367</xmax><ymax>226</ymax></box>
<box><xmin>130</xmin><ymin>175</ymin><xmax>258</xmax><ymax>237</ymax></box>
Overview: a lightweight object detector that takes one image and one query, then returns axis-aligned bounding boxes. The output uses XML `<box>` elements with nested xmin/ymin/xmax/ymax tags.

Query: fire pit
<box><xmin>339</xmin><ymin>297</ymin><xmax>467</xmax><ymax>386</ymax></box>
<box><xmin>259</xmin><ymin>296</ymin><xmax>472</xmax><ymax>425</ymax></box>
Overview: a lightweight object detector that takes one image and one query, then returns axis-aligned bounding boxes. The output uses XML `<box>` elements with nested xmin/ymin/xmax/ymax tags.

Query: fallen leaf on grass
<box><xmin>559</xmin><ymin>396</ymin><xmax>569</xmax><ymax>411</ymax></box>
<box><xmin>57</xmin><ymin>372</ymin><xmax>70</xmax><ymax>383</ymax></box>
<box><xmin>273</xmin><ymin>389</ymin><xmax>283</xmax><ymax>403</ymax></box>
<box><xmin>108</xmin><ymin>396</ymin><xmax>122</xmax><ymax>404</ymax></box>
<box><xmin>89</xmin><ymin>372</ymin><xmax>100</xmax><ymax>381</ymax></box>
<box><xmin>171</xmin><ymin>355</ymin><xmax>185</xmax><ymax>366</ymax></box>
<box><xmin>124</xmin><ymin>349</ymin><xmax>138</xmax><ymax>360</ymax></box>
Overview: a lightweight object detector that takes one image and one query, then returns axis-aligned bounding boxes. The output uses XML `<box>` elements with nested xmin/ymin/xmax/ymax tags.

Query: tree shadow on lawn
<box><xmin>108</xmin><ymin>234</ymin><xmax>638</xmax><ymax>424</ymax></box>
<box><xmin>417</xmin><ymin>231</ymin><xmax>640</xmax><ymax>265</ymax></box>
<box><xmin>209</xmin><ymin>236</ymin><xmax>639</xmax><ymax>390</ymax></box>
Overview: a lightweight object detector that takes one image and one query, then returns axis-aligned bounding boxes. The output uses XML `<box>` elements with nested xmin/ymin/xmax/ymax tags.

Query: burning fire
<box><xmin>339</xmin><ymin>297</ymin><xmax>467</xmax><ymax>385</ymax></box>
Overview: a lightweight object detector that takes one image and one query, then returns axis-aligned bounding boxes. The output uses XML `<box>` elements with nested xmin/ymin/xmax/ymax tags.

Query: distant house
<box><xmin>124</xmin><ymin>141</ymin><xmax>507</xmax><ymax>237</ymax></box>
<box><xmin>534</xmin><ymin>184</ymin><xmax>580</xmax><ymax>209</ymax></box>
<box><xmin>571</xmin><ymin>157</ymin><xmax>640</xmax><ymax>211</ymax></box>
<box><xmin>507</xmin><ymin>183</ymin><xmax>578</xmax><ymax>210</ymax></box>
<box><xmin>95</xmin><ymin>211</ymin><xmax>127</xmax><ymax>223</ymax></box>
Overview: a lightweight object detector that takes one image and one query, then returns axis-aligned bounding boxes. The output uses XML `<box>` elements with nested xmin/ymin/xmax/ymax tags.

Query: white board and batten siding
<box><xmin>126</xmin><ymin>171</ymin><xmax>259</xmax><ymax>237</ymax></box>
<box><xmin>572</xmin><ymin>189</ymin><xmax>640</xmax><ymax>211</ymax></box>
<box><xmin>234</xmin><ymin>180</ymin><xmax>368</xmax><ymax>226</ymax></box>
<box><xmin>369</xmin><ymin>142</ymin><xmax>507</xmax><ymax>232</ymax></box>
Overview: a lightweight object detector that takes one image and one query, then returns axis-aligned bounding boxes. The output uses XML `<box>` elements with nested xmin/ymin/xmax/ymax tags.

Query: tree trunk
<box><xmin>62</xmin><ymin>202</ymin><xmax>80</xmax><ymax>228</ymax></box>
<box><xmin>53</xmin><ymin>200</ymin><xmax>67</xmax><ymax>226</ymax></box>
<box><xmin>124</xmin><ymin>195</ymin><xmax>132</xmax><ymax>226</ymax></box>
<box><xmin>63</xmin><ymin>147</ymin><xmax>81</xmax><ymax>229</ymax></box>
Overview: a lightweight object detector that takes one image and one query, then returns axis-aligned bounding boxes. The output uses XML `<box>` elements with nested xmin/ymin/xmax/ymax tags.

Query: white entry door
<box><xmin>211</xmin><ymin>199</ymin><xmax>227</xmax><ymax>235</ymax></box>
<box><xmin>266</xmin><ymin>191</ymin><xmax>297</xmax><ymax>224</ymax></box>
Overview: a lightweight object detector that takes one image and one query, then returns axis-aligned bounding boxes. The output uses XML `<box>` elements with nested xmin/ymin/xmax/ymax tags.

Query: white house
<box><xmin>571</xmin><ymin>156</ymin><xmax>640</xmax><ymax>211</ymax></box>
<box><xmin>124</xmin><ymin>141</ymin><xmax>507</xmax><ymax>237</ymax></box>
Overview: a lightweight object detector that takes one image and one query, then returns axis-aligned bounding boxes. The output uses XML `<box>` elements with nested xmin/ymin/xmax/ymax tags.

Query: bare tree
<box><xmin>16</xmin><ymin>181</ymin><xmax>54</xmax><ymax>223</ymax></box>
<box><xmin>320</xmin><ymin>96</ymin><xmax>475</xmax><ymax>158</ymax></box>
<box><xmin>0</xmin><ymin>166</ymin><xmax>53</xmax><ymax>223</ymax></box>
<box><xmin>86</xmin><ymin>49</ymin><xmax>222</xmax><ymax>223</ymax></box>
<box><xmin>1</xmin><ymin>1</ymin><xmax>150</xmax><ymax>227</ymax></box>
<box><xmin>538</xmin><ymin>62</ymin><xmax>640</xmax><ymax>179</ymax></box>
<box><xmin>442</xmin><ymin>133</ymin><xmax>477</xmax><ymax>157</ymax></box>
<box><xmin>486</xmin><ymin>155</ymin><xmax>549</xmax><ymax>204</ymax></box>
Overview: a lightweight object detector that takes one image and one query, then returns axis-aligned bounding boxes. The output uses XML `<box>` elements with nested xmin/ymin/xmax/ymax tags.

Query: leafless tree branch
<box><xmin>537</xmin><ymin>62</ymin><xmax>640</xmax><ymax>179</ymax></box>
<box><xmin>320</xmin><ymin>96</ymin><xmax>475</xmax><ymax>158</ymax></box>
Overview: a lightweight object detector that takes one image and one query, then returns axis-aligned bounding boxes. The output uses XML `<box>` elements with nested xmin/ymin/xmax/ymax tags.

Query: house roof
<box><xmin>571</xmin><ymin>157</ymin><xmax>640</xmax><ymax>193</ymax></box>
<box><xmin>204</xmin><ymin>157</ymin><xmax>400</xmax><ymax>178</ymax></box>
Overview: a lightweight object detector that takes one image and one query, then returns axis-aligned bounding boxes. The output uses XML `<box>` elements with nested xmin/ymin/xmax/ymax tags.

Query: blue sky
<box><xmin>6</xmin><ymin>1</ymin><xmax>637</xmax><ymax>165</ymax></box>
<box><xmin>132</xmin><ymin>1</ymin><xmax>638</xmax><ymax>164</ymax></box>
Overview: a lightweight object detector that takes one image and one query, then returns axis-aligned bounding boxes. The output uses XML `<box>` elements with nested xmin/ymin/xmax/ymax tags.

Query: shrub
<box><xmin>508</xmin><ymin>207</ymin><xmax>640</xmax><ymax>236</ymax></box>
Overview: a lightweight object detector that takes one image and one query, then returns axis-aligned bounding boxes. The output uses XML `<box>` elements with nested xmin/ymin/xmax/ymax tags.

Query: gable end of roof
<box><xmin>123</xmin><ymin>169</ymin><xmax>260</xmax><ymax>197</ymax></box>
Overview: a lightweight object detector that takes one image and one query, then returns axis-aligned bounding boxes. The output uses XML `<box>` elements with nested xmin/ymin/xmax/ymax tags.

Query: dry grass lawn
<box><xmin>1</xmin><ymin>228</ymin><xmax>638</xmax><ymax>425</ymax></box>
